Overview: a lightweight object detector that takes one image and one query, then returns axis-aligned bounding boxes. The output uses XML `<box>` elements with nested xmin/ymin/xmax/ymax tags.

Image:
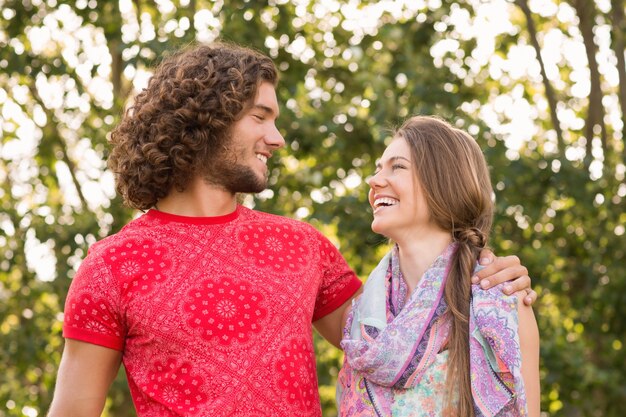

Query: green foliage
<box><xmin>1</xmin><ymin>1</ymin><xmax>624</xmax><ymax>416</ymax></box>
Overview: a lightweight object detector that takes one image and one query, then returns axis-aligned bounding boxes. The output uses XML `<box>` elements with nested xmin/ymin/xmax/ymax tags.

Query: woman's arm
<box><xmin>516</xmin><ymin>291</ymin><xmax>541</xmax><ymax>417</ymax></box>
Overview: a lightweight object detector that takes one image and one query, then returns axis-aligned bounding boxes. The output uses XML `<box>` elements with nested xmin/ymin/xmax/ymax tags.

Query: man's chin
<box><xmin>247</xmin><ymin>174</ymin><xmax>269</xmax><ymax>194</ymax></box>
<box><xmin>203</xmin><ymin>167</ymin><xmax>268</xmax><ymax>194</ymax></box>
<box><xmin>231</xmin><ymin>180</ymin><xmax>268</xmax><ymax>194</ymax></box>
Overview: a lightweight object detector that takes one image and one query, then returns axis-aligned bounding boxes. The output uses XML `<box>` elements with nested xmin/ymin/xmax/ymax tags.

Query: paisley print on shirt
<box><xmin>237</xmin><ymin>223</ymin><xmax>310</xmax><ymax>272</ymax></box>
<box><xmin>183</xmin><ymin>275</ymin><xmax>268</xmax><ymax>347</ymax></box>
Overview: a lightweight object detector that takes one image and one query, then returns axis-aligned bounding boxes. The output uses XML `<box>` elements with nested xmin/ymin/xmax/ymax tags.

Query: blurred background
<box><xmin>0</xmin><ymin>0</ymin><xmax>624</xmax><ymax>416</ymax></box>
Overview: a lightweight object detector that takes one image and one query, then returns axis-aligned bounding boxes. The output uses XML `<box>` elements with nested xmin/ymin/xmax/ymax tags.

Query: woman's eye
<box><xmin>392</xmin><ymin>164</ymin><xmax>406</xmax><ymax>170</ymax></box>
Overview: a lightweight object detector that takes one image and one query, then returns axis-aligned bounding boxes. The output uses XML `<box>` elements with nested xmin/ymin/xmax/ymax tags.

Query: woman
<box><xmin>337</xmin><ymin>116</ymin><xmax>540</xmax><ymax>417</ymax></box>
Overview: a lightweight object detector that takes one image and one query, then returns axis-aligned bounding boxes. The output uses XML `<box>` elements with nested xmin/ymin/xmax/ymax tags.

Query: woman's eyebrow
<box><xmin>375</xmin><ymin>155</ymin><xmax>411</xmax><ymax>170</ymax></box>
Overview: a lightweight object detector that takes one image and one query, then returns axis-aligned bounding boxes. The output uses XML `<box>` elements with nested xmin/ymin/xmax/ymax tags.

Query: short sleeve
<box><xmin>63</xmin><ymin>247</ymin><xmax>126</xmax><ymax>351</ymax></box>
<box><xmin>312</xmin><ymin>233</ymin><xmax>362</xmax><ymax>321</ymax></box>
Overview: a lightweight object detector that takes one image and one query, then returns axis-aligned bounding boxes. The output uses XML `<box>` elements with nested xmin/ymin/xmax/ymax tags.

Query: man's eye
<box><xmin>253</xmin><ymin>114</ymin><xmax>265</xmax><ymax>121</ymax></box>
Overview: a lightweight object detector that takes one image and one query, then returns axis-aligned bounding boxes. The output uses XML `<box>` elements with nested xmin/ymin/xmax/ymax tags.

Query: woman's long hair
<box><xmin>395</xmin><ymin>116</ymin><xmax>493</xmax><ymax>416</ymax></box>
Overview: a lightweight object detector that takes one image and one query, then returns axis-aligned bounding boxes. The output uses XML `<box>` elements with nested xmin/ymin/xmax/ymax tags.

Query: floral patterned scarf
<box><xmin>338</xmin><ymin>243</ymin><xmax>528</xmax><ymax>417</ymax></box>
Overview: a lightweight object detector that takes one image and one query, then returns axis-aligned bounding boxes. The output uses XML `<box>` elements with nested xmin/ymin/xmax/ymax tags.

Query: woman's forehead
<box><xmin>378</xmin><ymin>137</ymin><xmax>411</xmax><ymax>162</ymax></box>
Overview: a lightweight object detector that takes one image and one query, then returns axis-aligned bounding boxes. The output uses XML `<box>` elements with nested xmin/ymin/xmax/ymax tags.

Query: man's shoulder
<box><xmin>87</xmin><ymin>212</ymin><xmax>157</xmax><ymax>255</ymax></box>
<box><xmin>241</xmin><ymin>207</ymin><xmax>318</xmax><ymax>234</ymax></box>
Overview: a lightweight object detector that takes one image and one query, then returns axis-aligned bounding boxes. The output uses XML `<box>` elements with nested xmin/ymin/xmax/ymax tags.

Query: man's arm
<box><xmin>48</xmin><ymin>339</ymin><xmax>122</xmax><ymax>417</ymax></box>
<box><xmin>313</xmin><ymin>287</ymin><xmax>362</xmax><ymax>349</ymax></box>
<box><xmin>316</xmin><ymin>251</ymin><xmax>536</xmax><ymax>348</ymax></box>
<box><xmin>474</xmin><ymin>250</ymin><xmax>537</xmax><ymax>306</ymax></box>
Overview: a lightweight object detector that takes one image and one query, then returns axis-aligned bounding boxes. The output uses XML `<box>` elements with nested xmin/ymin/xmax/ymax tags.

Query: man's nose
<box><xmin>265</xmin><ymin>124</ymin><xmax>285</xmax><ymax>149</ymax></box>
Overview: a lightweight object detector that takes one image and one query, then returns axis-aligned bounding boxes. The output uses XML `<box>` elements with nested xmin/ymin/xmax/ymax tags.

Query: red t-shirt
<box><xmin>63</xmin><ymin>206</ymin><xmax>361</xmax><ymax>416</ymax></box>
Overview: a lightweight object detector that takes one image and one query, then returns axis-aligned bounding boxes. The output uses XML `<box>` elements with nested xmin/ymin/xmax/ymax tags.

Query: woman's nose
<box><xmin>367</xmin><ymin>171</ymin><xmax>385</xmax><ymax>188</ymax></box>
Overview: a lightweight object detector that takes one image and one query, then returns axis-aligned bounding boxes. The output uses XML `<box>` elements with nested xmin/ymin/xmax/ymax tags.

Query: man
<box><xmin>48</xmin><ymin>42</ymin><xmax>534</xmax><ymax>417</ymax></box>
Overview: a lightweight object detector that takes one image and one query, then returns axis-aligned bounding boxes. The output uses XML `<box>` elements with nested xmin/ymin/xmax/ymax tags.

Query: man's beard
<box><xmin>200</xmin><ymin>149</ymin><xmax>268</xmax><ymax>194</ymax></box>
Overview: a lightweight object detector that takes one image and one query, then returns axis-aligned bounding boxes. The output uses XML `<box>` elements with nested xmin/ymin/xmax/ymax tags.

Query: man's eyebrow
<box><xmin>253</xmin><ymin>104</ymin><xmax>279</xmax><ymax>118</ymax></box>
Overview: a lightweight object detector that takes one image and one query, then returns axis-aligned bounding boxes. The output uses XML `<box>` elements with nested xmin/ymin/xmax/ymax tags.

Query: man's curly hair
<box><xmin>107</xmin><ymin>42</ymin><xmax>278</xmax><ymax>210</ymax></box>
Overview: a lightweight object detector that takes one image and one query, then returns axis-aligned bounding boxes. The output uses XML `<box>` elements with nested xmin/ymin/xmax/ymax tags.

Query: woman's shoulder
<box><xmin>470</xmin><ymin>283</ymin><xmax>521</xmax><ymax>343</ymax></box>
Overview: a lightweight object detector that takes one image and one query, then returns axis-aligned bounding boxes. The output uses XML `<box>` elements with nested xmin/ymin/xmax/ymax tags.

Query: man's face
<box><xmin>203</xmin><ymin>82</ymin><xmax>285</xmax><ymax>193</ymax></box>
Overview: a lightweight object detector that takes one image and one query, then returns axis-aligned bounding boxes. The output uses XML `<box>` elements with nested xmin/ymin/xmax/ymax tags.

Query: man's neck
<box><xmin>156</xmin><ymin>177</ymin><xmax>238</xmax><ymax>217</ymax></box>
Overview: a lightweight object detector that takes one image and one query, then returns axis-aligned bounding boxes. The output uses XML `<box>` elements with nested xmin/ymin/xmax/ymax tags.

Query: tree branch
<box><xmin>515</xmin><ymin>0</ymin><xmax>565</xmax><ymax>155</ymax></box>
<box><xmin>27</xmin><ymin>82</ymin><xmax>92</xmax><ymax>212</ymax></box>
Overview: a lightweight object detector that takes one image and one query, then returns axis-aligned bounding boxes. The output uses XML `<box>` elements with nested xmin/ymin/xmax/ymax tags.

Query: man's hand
<box><xmin>472</xmin><ymin>250</ymin><xmax>537</xmax><ymax>306</ymax></box>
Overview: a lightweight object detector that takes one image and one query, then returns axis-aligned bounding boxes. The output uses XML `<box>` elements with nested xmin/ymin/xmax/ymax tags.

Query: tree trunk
<box><xmin>103</xmin><ymin>1</ymin><xmax>125</xmax><ymax>101</ymax></box>
<box><xmin>189</xmin><ymin>0</ymin><xmax>197</xmax><ymax>39</ymax></box>
<box><xmin>610</xmin><ymin>0</ymin><xmax>626</xmax><ymax>164</ymax></box>
<box><xmin>572</xmin><ymin>0</ymin><xmax>608</xmax><ymax>166</ymax></box>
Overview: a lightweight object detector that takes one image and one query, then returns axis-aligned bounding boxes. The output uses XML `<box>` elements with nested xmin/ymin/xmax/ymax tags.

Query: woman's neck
<box><xmin>396</xmin><ymin>228</ymin><xmax>452</xmax><ymax>294</ymax></box>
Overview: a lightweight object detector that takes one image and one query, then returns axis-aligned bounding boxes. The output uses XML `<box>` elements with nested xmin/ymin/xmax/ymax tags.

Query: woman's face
<box><xmin>367</xmin><ymin>137</ymin><xmax>431</xmax><ymax>239</ymax></box>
